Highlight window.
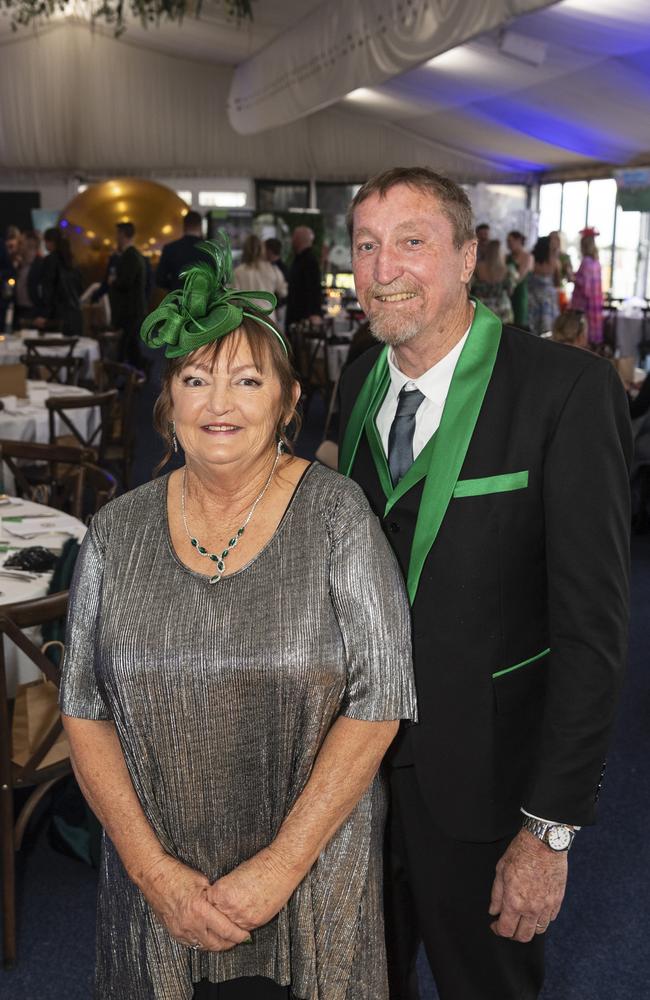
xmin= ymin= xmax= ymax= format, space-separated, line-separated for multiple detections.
xmin=587 ymin=179 xmax=617 ymax=291
xmin=198 ymin=191 xmax=247 ymax=208
xmin=538 ymin=183 xmax=562 ymax=236
xmin=255 ymin=181 xmax=309 ymax=213
xmin=176 ymin=190 xmax=193 ymax=206
xmin=561 ymin=181 xmax=589 ymax=270
xmin=316 ymin=183 xmax=362 ymax=273
xmin=612 ymin=206 xmax=641 ymax=298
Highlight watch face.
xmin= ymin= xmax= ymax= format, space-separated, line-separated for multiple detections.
xmin=547 ymin=825 xmax=572 ymax=851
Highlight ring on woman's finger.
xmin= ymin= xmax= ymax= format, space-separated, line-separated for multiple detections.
xmin=190 ymin=942 xmax=202 ymax=951
xmin=535 ymin=922 xmax=549 ymax=933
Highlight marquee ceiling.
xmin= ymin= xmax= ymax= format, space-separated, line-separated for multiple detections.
xmin=1 ymin=0 xmax=649 ymax=182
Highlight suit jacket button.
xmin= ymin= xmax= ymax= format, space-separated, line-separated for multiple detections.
xmin=387 ymin=521 xmax=400 ymax=533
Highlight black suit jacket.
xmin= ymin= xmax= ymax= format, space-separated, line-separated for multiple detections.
xmin=156 ymin=235 xmax=206 ymax=292
xmin=286 ymin=248 xmax=322 ymax=328
xmin=109 ymin=245 xmax=146 ymax=329
xmin=339 ymin=324 xmax=632 ymax=841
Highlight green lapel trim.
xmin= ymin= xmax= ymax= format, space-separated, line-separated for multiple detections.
xmin=453 ymin=470 xmax=529 ymax=498
xmin=338 ymin=345 xmax=389 ymax=478
xmin=339 ymin=300 xmax=503 ymax=603
xmin=407 ymin=301 xmax=502 ymax=601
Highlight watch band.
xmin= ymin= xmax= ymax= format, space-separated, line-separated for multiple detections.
xmin=522 ymin=815 xmax=575 ymax=852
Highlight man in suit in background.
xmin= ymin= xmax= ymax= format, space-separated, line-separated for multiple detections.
xmin=338 ymin=168 xmax=631 ymax=1000
xmin=285 ymin=225 xmax=322 ymax=331
xmin=109 ymin=221 xmax=146 ymax=368
xmin=156 ymin=210 xmax=205 ymax=293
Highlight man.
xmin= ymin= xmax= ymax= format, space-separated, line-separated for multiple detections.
xmin=338 ymin=168 xmax=631 ymax=1000
xmin=156 ymin=210 xmax=205 ymax=292
xmin=285 ymin=225 xmax=322 ymax=330
xmin=109 ymin=221 xmax=147 ymax=367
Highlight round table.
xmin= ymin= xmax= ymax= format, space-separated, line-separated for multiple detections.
xmin=0 ymin=497 xmax=86 ymax=695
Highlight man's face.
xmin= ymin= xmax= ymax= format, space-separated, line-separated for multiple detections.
xmin=351 ymin=184 xmax=476 ymax=347
xmin=476 ymin=226 xmax=489 ymax=245
xmin=115 ymin=229 xmax=128 ymax=251
xmin=506 ymin=234 xmax=519 ymax=253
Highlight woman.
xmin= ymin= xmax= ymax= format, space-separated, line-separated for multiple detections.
xmin=571 ymin=229 xmax=603 ymax=347
xmin=60 ymin=236 xmax=416 ymax=1000
xmin=34 ymin=227 xmax=82 ymax=336
xmin=471 ymin=239 xmax=515 ymax=323
xmin=527 ymin=236 xmax=560 ymax=336
xmin=549 ymin=230 xmax=574 ymax=292
xmin=234 ymin=234 xmax=287 ymax=323
xmin=551 ymin=309 xmax=588 ymax=349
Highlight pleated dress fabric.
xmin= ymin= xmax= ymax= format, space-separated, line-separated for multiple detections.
xmin=59 ymin=463 xmax=417 ymax=1000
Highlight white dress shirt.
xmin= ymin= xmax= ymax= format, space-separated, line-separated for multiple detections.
xmin=376 ymin=327 xmax=470 ymax=458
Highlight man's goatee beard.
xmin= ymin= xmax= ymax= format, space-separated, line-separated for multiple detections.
xmin=368 ymin=317 xmax=420 ymax=347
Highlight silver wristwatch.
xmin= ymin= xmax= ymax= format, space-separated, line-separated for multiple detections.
xmin=522 ymin=815 xmax=576 ymax=852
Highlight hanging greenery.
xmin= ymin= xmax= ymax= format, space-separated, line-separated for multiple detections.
xmin=2 ymin=0 xmax=254 ymax=36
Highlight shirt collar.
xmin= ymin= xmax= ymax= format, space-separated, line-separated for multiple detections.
xmin=386 ymin=303 xmax=474 ymax=406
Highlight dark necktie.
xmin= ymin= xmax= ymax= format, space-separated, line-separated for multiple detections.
xmin=388 ymin=385 xmax=425 ymax=486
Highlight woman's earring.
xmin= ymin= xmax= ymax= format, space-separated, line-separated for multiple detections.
xmin=277 ymin=437 xmax=284 ymax=456
xmin=171 ymin=420 xmax=178 ymax=454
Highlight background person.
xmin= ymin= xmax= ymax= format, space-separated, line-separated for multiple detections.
xmin=551 ymin=309 xmax=589 ymax=349
xmin=60 ymin=236 xmax=416 ymax=1000
xmin=505 ymin=230 xmax=532 ymax=328
xmin=285 ymin=226 xmax=322 ymax=331
xmin=34 ymin=226 xmax=82 ymax=336
xmin=14 ymin=229 xmax=44 ymax=326
xmin=527 ymin=236 xmax=559 ymax=336
xmin=108 ymin=221 xmax=147 ymax=367
xmin=339 ymin=166 xmax=631 ymax=1000
xmin=471 ymin=238 xmax=515 ymax=324
xmin=156 ymin=210 xmax=206 ymax=292
xmin=233 ymin=234 xmax=287 ymax=323
xmin=572 ymin=228 xmax=604 ymax=348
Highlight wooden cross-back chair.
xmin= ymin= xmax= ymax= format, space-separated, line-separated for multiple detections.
xmin=0 ymin=440 xmax=95 ymax=518
xmin=19 ymin=354 xmax=83 ymax=386
xmin=289 ymin=318 xmax=334 ymax=415
xmin=97 ymin=361 xmax=146 ymax=489
xmin=0 ymin=591 xmax=71 ymax=969
xmin=46 ymin=389 xmax=118 ymax=465
xmin=21 ymin=338 xmax=80 ymax=385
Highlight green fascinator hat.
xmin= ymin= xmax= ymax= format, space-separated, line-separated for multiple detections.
xmin=140 ymin=231 xmax=288 ymax=359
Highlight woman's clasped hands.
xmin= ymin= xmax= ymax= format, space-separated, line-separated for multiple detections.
xmin=142 ymin=855 xmax=253 ymax=953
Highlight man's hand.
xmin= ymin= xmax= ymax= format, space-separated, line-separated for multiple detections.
xmin=140 ymin=854 xmax=251 ymax=952
xmin=206 ymin=846 xmax=300 ymax=932
xmin=489 ymin=829 xmax=568 ymax=942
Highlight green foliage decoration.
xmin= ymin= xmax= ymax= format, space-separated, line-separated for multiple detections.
xmin=2 ymin=0 xmax=253 ymax=36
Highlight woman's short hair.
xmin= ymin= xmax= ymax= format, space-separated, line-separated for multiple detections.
xmin=241 ymin=234 xmax=264 ymax=266
xmin=153 ymin=312 xmax=301 ymax=473
xmin=346 ymin=166 xmax=475 ymax=249
xmin=551 ymin=310 xmax=588 ymax=345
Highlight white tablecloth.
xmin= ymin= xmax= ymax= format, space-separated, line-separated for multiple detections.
xmin=0 ymin=381 xmax=97 ymax=493
xmin=0 ymin=332 xmax=100 ymax=378
xmin=0 ymin=381 xmax=96 ymax=443
xmin=0 ymin=497 xmax=86 ymax=695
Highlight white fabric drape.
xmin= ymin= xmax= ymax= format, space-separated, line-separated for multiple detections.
xmin=227 ymin=0 xmax=559 ymax=134
xmin=0 ymin=24 xmax=514 ymax=182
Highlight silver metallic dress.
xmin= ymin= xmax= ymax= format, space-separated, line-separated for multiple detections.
xmin=60 ymin=463 xmax=416 ymax=1000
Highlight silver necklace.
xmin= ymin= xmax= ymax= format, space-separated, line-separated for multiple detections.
xmin=181 ymin=444 xmax=282 ymax=584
